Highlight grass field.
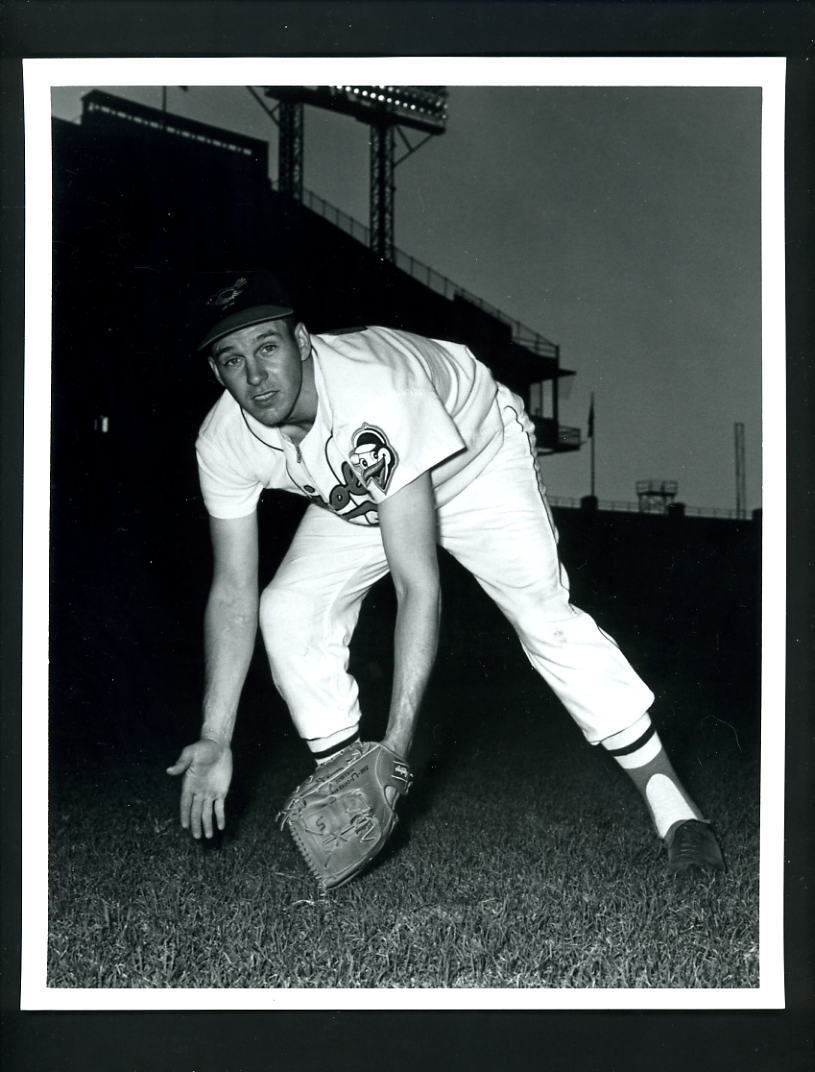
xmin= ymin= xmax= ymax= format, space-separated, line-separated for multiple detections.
xmin=47 ymin=666 xmax=760 ymax=990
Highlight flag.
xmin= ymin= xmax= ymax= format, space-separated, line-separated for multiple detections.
xmin=587 ymin=394 xmax=595 ymax=439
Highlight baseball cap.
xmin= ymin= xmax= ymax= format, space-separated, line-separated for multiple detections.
xmin=192 ymin=270 xmax=295 ymax=351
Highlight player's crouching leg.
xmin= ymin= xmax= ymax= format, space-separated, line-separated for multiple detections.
xmin=507 ymin=594 xmax=724 ymax=875
xmin=258 ymin=582 xmax=361 ymax=754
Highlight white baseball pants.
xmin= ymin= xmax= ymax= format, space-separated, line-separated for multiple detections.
xmin=258 ymin=389 xmax=654 ymax=747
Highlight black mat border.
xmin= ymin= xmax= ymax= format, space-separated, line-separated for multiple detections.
xmin=2 ymin=3 xmax=813 ymax=1070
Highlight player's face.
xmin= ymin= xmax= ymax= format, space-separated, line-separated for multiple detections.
xmin=209 ymin=320 xmax=311 ymax=428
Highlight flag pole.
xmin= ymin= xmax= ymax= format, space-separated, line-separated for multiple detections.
xmin=589 ymin=392 xmax=596 ymax=498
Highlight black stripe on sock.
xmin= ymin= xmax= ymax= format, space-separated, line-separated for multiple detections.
xmin=606 ymin=723 xmax=657 ymax=758
xmin=311 ymin=733 xmax=360 ymax=761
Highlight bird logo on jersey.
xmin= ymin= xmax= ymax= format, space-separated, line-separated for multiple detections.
xmin=207 ymin=276 xmax=249 ymax=310
xmin=350 ymin=425 xmax=398 ymax=493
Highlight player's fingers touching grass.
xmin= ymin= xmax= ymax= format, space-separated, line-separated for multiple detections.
xmin=192 ymin=793 xmax=228 ymax=839
xmin=191 ymin=794 xmax=208 ymax=840
xmin=180 ymin=781 xmax=194 ymax=832
xmin=193 ymin=793 xmax=222 ymax=839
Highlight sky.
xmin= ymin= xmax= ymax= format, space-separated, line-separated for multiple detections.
xmin=50 ymin=84 xmax=763 ymax=512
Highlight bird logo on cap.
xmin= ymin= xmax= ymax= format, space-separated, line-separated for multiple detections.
xmin=207 ymin=276 xmax=249 ymax=309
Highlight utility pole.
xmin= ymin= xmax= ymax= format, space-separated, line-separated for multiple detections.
xmin=734 ymin=422 xmax=746 ymax=519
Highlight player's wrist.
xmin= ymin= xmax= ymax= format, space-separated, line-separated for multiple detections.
xmin=382 ymin=732 xmax=411 ymax=760
xmin=200 ymin=729 xmax=232 ymax=750
xmin=200 ymin=706 xmax=235 ymax=748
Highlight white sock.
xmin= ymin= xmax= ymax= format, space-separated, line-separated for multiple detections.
xmin=602 ymin=714 xmax=703 ymax=838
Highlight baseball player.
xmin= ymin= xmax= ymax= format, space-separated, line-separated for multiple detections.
xmin=167 ymin=271 xmax=724 ymax=875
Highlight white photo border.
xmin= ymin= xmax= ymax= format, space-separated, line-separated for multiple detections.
xmin=21 ymin=55 xmax=786 ymax=1012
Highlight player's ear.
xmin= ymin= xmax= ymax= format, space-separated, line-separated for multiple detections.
xmin=208 ymin=355 xmax=225 ymax=386
xmin=293 ymin=322 xmax=311 ymax=361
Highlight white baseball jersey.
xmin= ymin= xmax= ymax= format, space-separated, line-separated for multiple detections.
xmin=196 ymin=326 xmax=506 ymax=525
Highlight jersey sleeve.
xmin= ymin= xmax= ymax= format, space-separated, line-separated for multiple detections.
xmin=196 ymin=432 xmax=264 ymax=519
xmin=343 ymin=387 xmax=465 ymax=504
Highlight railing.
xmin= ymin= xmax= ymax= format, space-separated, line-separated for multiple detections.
xmin=299 ymin=186 xmax=371 ymax=245
xmin=289 ymin=184 xmax=559 ymax=359
xmin=546 ymin=496 xmax=751 ymax=521
xmin=393 ymin=248 xmax=558 ymax=359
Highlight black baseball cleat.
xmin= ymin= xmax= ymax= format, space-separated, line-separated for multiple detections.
xmin=665 ymin=820 xmax=725 ymax=874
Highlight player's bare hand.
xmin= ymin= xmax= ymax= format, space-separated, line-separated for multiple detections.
xmin=166 ymin=738 xmax=233 ymax=839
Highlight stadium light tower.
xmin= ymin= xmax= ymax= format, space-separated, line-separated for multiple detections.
xmin=261 ymin=86 xmax=448 ymax=261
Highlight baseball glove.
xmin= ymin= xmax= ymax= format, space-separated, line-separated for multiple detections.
xmin=277 ymin=741 xmax=412 ymax=892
